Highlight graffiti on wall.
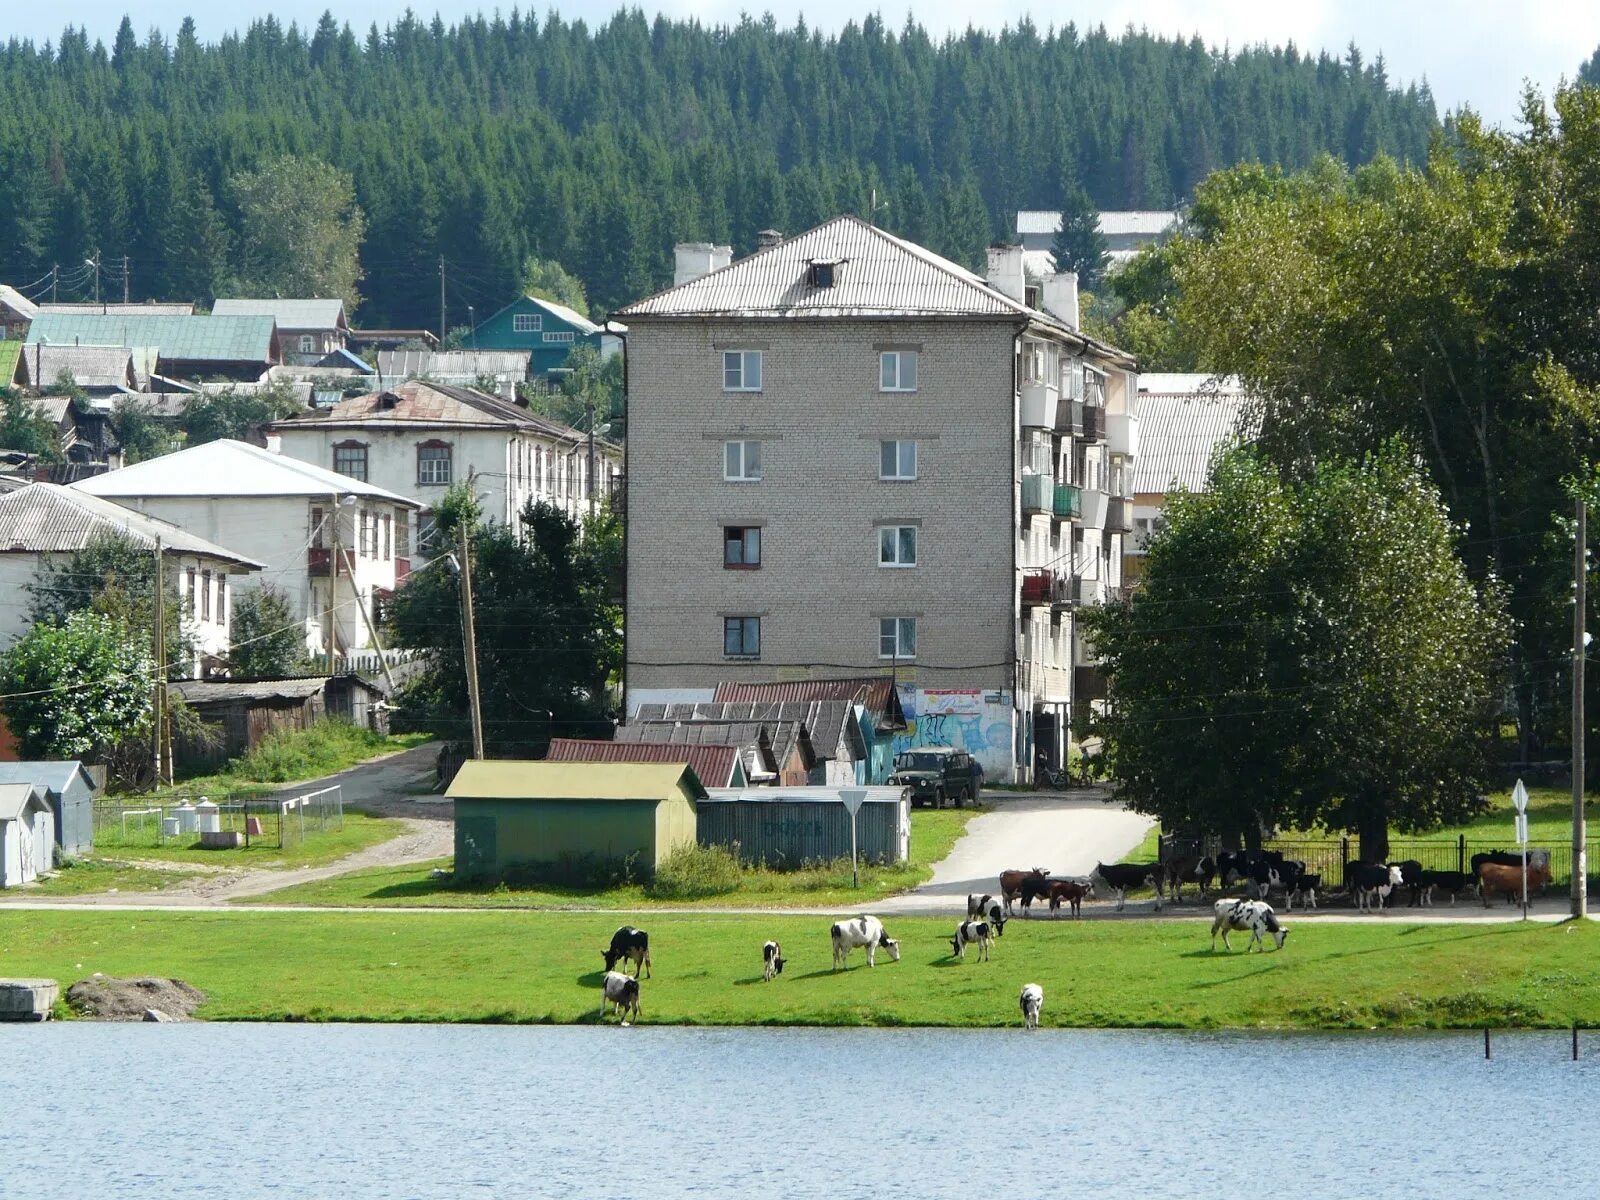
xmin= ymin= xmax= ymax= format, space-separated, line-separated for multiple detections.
xmin=892 ymin=685 xmax=1015 ymax=777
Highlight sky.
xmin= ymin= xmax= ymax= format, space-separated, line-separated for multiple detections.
xmin=15 ymin=0 xmax=1600 ymax=129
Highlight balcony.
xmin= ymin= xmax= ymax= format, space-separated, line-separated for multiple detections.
xmin=1079 ymin=487 xmax=1108 ymax=529
xmin=1021 ymin=472 xmax=1052 ymax=514
xmin=1057 ymin=398 xmax=1085 ymax=436
xmin=1081 ymin=404 xmax=1104 ymax=442
xmin=1106 ymin=411 xmax=1139 ymax=458
xmin=1106 ymin=496 xmax=1133 ymax=533
xmin=1021 ymin=570 xmax=1055 ymax=607
xmin=1053 ymin=482 xmax=1081 ymax=519
xmin=1019 ymin=381 xmax=1058 ymax=429
xmin=1074 ymin=664 xmax=1108 ymax=702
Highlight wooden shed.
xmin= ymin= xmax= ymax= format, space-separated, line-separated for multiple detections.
xmin=447 ymin=761 xmax=704 ymax=880
xmin=698 ymin=785 xmax=911 ymax=867
xmin=170 ymin=675 xmax=387 ymax=766
xmin=0 ymin=761 xmax=98 ymax=856
xmin=0 ymin=784 xmax=54 ymax=886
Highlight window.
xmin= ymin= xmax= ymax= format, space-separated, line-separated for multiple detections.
xmin=216 ymin=572 xmax=227 ymax=622
xmin=723 ymin=350 xmax=763 ymax=391
xmin=417 ymin=442 xmax=453 ymax=486
xmin=880 ymin=351 xmax=918 ymax=392
xmin=358 ymin=511 xmax=370 ymax=557
xmin=724 ymin=616 xmax=761 ymax=658
xmin=381 ymin=513 xmax=392 ymax=560
xmin=878 ymin=525 xmax=918 ymax=567
xmin=879 ymin=439 xmax=917 ymax=480
xmin=298 ymin=334 xmax=315 ymax=354
xmin=186 ymin=567 xmax=197 ymax=618
xmin=200 ymin=570 xmax=212 ymax=622
xmin=310 ymin=506 xmax=325 ymax=549
xmin=543 ymin=331 xmax=576 ymax=343
xmin=333 ymin=441 xmax=368 ymax=482
xmin=879 ymin=617 xmax=917 ymax=660
xmin=807 ymin=260 xmax=839 ymax=288
xmin=724 ymin=526 xmax=761 ymax=568
xmin=513 ymin=313 xmax=542 ymax=333
xmin=724 ymin=440 xmax=762 ymax=481
xmin=395 ymin=510 xmax=410 ymax=558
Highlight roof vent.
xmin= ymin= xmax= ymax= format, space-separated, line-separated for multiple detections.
xmin=757 ymin=228 xmax=785 ymax=249
xmin=806 ymin=259 xmax=843 ymax=289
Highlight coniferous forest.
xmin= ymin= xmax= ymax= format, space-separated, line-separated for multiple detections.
xmin=0 ymin=11 xmax=1439 ymax=325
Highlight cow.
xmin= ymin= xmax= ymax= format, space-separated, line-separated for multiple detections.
xmin=762 ymin=940 xmax=785 ymax=980
xmin=1471 ymin=850 xmax=1528 ymax=878
xmin=1209 ymin=898 xmax=1288 ymax=952
xmin=1347 ymin=864 xmax=1404 ymax=913
xmin=1286 ymin=872 xmax=1321 ymax=911
xmin=1091 ymin=861 xmax=1164 ymax=911
xmin=1479 ymin=861 xmax=1553 ymax=907
xmin=1017 ymin=873 xmax=1057 ymax=917
xmin=967 ymin=893 xmax=994 ymax=919
xmin=1391 ymin=859 xmax=1424 ymax=907
xmin=599 ymin=970 xmax=640 ymax=1024
xmin=968 ymin=893 xmax=1007 ymax=934
xmin=999 ymin=868 xmax=1051 ymax=916
xmin=950 ymin=920 xmax=992 ymax=961
xmin=1019 ymin=983 xmax=1044 ymax=1030
xmin=603 ymin=926 xmax=652 ymax=978
xmin=1416 ymin=869 xmax=1476 ymax=906
xmin=1162 ymin=851 xmax=1213 ymax=904
xmin=830 ymin=915 xmax=901 ymax=969
xmin=1048 ymin=878 xmax=1093 ymax=919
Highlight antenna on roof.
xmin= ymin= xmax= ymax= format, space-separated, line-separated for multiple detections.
xmin=869 ymin=189 xmax=889 ymax=228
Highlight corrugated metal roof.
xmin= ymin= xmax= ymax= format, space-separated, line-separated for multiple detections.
xmin=273 ymin=380 xmax=593 ymax=445
xmin=1016 ymin=210 xmax=1179 ymax=237
xmin=1133 ymin=387 xmax=1256 ymax=495
xmin=0 ymin=287 xmax=38 ymax=318
xmin=213 ymin=299 xmax=346 ymax=330
xmin=526 ymin=296 xmax=600 ymax=335
xmin=27 ymin=314 xmax=276 ymax=363
xmin=0 ymin=482 xmax=263 ymax=566
xmin=170 ymin=677 xmax=334 ymax=704
xmin=446 ymin=760 xmax=705 ymax=801
xmin=377 ymin=350 xmax=531 ymax=380
xmin=16 ymin=343 xmax=135 ymax=390
xmin=545 ymin=738 xmax=743 ymax=787
xmin=711 ymin=677 xmax=907 ymax=731
xmin=634 ymin=701 xmax=862 ymax=760
xmin=73 ymin=439 xmax=422 ymax=507
xmin=0 ymin=783 xmax=47 ymax=822
xmin=38 ymin=303 xmax=194 ymax=316
xmin=702 ymin=785 xmax=903 ymax=804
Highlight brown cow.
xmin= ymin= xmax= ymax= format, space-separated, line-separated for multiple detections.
xmin=999 ymin=867 xmax=1050 ymax=916
xmin=1479 ymin=861 xmax=1552 ymax=907
xmin=1048 ymin=879 xmax=1093 ymax=919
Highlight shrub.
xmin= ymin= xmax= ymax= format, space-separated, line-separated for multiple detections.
xmin=646 ymin=842 xmax=743 ymax=899
xmin=229 ymin=719 xmax=391 ymax=783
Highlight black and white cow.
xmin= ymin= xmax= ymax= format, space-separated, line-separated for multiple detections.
xmin=968 ymin=893 xmax=1007 ymax=935
xmin=950 ymin=920 xmax=992 ymax=961
xmin=599 ymin=970 xmax=640 ymax=1023
xmin=967 ymin=893 xmax=993 ymax=919
xmin=1286 ymin=872 xmax=1321 ymax=911
xmin=603 ymin=926 xmax=652 ymax=978
xmin=1347 ymin=864 xmax=1404 ymax=913
xmin=1392 ymin=859 xmax=1425 ymax=907
xmin=1416 ymin=869 xmax=1476 ymax=906
xmin=830 ymin=915 xmax=901 ymax=969
xmin=1209 ymin=898 xmax=1288 ymax=952
xmin=1091 ymin=861 xmax=1164 ymax=911
xmin=1019 ymin=983 xmax=1044 ymax=1030
xmin=762 ymin=940 xmax=785 ymax=980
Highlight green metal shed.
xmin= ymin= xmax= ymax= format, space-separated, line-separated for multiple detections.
xmin=447 ymin=760 xmax=704 ymax=879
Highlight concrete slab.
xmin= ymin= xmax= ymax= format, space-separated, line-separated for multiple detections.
xmin=0 ymin=977 xmax=58 ymax=1020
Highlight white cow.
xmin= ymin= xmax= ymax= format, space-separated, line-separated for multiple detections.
xmin=830 ymin=915 xmax=901 ymax=969
xmin=1019 ymin=983 xmax=1043 ymax=1030
xmin=1209 ymin=898 xmax=1288 ymax=952
xmin=950 ymin=920 xmax=992 ymax=962
xmin=599 ymin=970 xmax=640 ymax=1024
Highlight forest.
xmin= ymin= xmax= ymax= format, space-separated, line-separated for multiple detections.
xmin=0 ymin=10 xmax=1439 ymax=325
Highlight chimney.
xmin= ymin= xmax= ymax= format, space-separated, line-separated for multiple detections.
xmin=1040 ymin=271 xmax=1080 ymax=331
xmin=674 ymin=242 xmax=735 ymax=287
xmin=985 ymin=243 xmax=1027 ymax=304
xmin=756 ymin=228 xmax=784 ymax=250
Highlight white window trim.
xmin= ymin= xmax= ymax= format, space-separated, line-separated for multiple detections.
xmin=878 ymin=525 xmax=918 ymax=568
xmin=879 ymin=350 xmax=918 ymax=393
xmin=878 ymin=616 xmax=917 ymax=660
xmin=543 ymin=331 xmax=576 ymax=343
xmin=724 ymin=439 xmax=762 ymax=481
xmin=723 ymin=350 xmax=763 ymax=392
xmin=879 ymin=439 xmax=917 ymax=481
xmin=513 ymin=313 xmax=542 ymax=333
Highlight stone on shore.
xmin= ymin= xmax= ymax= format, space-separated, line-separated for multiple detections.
xmin=66 ymin=975 xmax=205 ymax=1022
xmin=0 ymin=978 xmax=59 ymax=1021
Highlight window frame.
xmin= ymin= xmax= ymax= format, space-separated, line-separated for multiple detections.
xmin=723 ymin=525 xmax=762 ymax=569
xmin=723 ymin=615 xmax=761 ymax=658
xmin=879 ymin=350 xmax=918 ymax=393
xmin=200 ymin=569 xmax=212 ymax=622
xmin=722 ymin=350 xmax=763 ymax=392
xmin=878 ymin=616 xmax=917 ymax=660
xmin=417 ymin=440 xmax=453 ymax=487
xmin=512 ymin=313 xmax=542 ymax=333
xmin=298 ymin=334 xmax=315 ymax=354
xmin=332 ymin=440 xmax=368 ymax=482
xmin=879 ymin=439 xmax=917 ymax=481
xmin=543 ymin=330 xmax=576 ymax=344
xmin=878 ymin=524 xmax=918 ymax=568
xmin=724 ymin=439 xmax=762 ymax=482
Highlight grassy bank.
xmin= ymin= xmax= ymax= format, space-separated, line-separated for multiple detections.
xmin=4 ymin=909 xmax=1597 ymax=1028
xmin=94 ymin=813 xmax=406 ymax=869
xmin=28 ymin=859 xmax=202 ymax=897
xmin=240 ymin=806 xmax=979 ymax=909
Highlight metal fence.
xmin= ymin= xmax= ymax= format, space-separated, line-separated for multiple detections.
xmin=93 ymin=785 xmax=344 ymax=852
xmin=1260 ymin=835 xmax=1600 ymax=895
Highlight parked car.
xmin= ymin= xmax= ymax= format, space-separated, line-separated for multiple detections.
xmin=889 ymin=747 xmax=983 ymax=808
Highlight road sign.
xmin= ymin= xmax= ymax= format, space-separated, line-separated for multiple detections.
xmin=839 ymin=789 xmax=868 ymax=888
xmin=1512 ymin=779 xmax=1529 ymax=814
xmin=1516 ymin=813 xmax=1529 ymax=845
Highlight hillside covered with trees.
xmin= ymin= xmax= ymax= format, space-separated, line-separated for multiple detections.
xmin=0 ymin=11 xmax=1438 ymax=324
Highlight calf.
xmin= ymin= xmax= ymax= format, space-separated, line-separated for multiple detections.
xmin=1091 ymin=861 xmax=1164 ymax=911
xmin=603 ymin=926 xmax=652 ymax=978
xmin=830 ymin=915 xmax=901 ymax=969
xmin=762 ymin=940 xmax=785 ymax=980
xmin=999 ymin=868 xmax=1050 ymax=916
xmin=1019 ymin=983 xmax=1044 ymax=1030
xmin=950 ymin=920 xmax=992 ymax=961
xmin=599 ymin=970 xmax=640 ymax=1024
xmin=1286 ymin=872 xmax=1321 ymax=911
xmin=1416 ymin=869 xmax=1476 ymax=906
xmin=1347 ymin=863 xmax=1404 ymax=913
xmin=1479 ymin=862 xmax=1553 ymax=907
xmin=1209 ymin=898 xmax=1288 ymax=952
xmin=1048 ymin=878 xmax=1093 ymax=919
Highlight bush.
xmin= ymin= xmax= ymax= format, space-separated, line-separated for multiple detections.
xmin=229 ymin=719 xmax=391 ymax=783
xmin=646 ymin=842 xmax=743 ymax=899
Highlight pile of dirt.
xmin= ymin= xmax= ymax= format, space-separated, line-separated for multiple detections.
xmin=65 ymin=975 xmax=206 ymax=1021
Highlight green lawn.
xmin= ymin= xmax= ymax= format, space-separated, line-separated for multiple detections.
xmin=241 ymin=806 xmax=980 ymax=909
xmin=5 ymin=908 xmax=1597 ymax=1028
xmin=93 ymin=813 xmax=406 ymax=870
xmin=26 ymin=859 xmax=202 ymax=897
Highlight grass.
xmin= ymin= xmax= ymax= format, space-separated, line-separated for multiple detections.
xmin=6 ymin=908 xmax=1600 ymax=1028
xmin=92 ymin=813 xmax=406 ymax=870
xmin=24 ymin=859 xmax=202 ymax=897
xmin=240 ymin=805 xmax=981 ymax=909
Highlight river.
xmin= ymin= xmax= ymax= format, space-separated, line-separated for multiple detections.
xmin=4 ymin=1024 xmax=1593 ymax=1197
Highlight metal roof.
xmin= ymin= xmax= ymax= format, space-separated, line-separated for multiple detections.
xmin=38 ymin=302 xmax=194 ymax=316
xmin=1133 ymin=382 xmax=1256 ymax=495
xmin=376 ymin=350 xmax=532 ymax=381
xmin=1015 ymin=210 xmax=1180 ymax=237
xmin=0 ymin=761 xmax=94 ymax=797
xmin=524 ymin=296 xmax=601 ymax=335
xmin=171 ymin=676 xmax=378 ymax=704
xmin=0 ymin=341 xmax=20 ymax=386
xmin=26 ymin=314 xmax=276 ymax=363
xmin=545 ymin=738 xmax=744 ymax=787
xmin=711 ymin=677 xmax=908 ymax=731
xmin=213 ymin=299 xmax=347 ymax=330
xmin=272 ymin=379 xmax=592 ymax=444
xmin=0 ymin=286 xmax=38 ymax=319
xmin=0 ymin=783 xmax=48 ymax=822
xmin=446 ymin=760 xmax=706 ymax=801
xmin=15 ymin=343 xmax=136 ymax=390
xmin=634 ymin=700 xmax=863 ymax=761
xmin=72 ymin=439 xmax=422 ymax=507
xmin=703 ymin=785 xmax=904 ymax=805
xmin=0 ymin=482 xmax=263 ymax=566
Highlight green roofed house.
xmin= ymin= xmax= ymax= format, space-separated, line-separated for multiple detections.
xmin=468 ymin=295 xmax=624 ymax=384
xmin=26 ymin=313 xmax=280 ymax=381
xmin=446 ymin=760 xmax=704 ymax=879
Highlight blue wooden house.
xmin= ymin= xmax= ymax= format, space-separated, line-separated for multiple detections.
xmin=468 ymin=296 xmax=623 ymax=381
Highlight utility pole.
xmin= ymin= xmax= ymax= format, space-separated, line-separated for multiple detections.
xmin=152 ymin=537 xmax=167 ymax=787
xmin=1575 ymin=497 xmax=1588 ymax=918
xmin=457 ymin=520 xmax=486 ymax=759
xmin=122 ymin=255 xmax=130 ymax=304
xmin=438 ymin=255 xmax=446 ymax=343
xmin=50 ymin=264 xmax=58 ymax=304
xmin=89 ymin=251 xmax=101 ymax=306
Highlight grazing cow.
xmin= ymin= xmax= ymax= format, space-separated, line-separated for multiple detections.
xmin=1479 ymin=862 xmax=1553 ymax=907
xmin=599 ymin=970 xmax=640 ymax=1024
xmin=830 ymin=915 xmax=901 ymax=969
xmin=762 ymin=940 xmax=785 ymax=980
xmin=1090 ymin=861 xmax=1165 ymax=911
xmin=603 ymin=926 xmax=652 ymax=978
xmin=1048 ymin=879 xmax=1093 ymax=919
xmin=1416 ymin=869 xmax=1476 ymax=906
xmin=967 ymin=893 xmax=994 ymax=919
xmin=1347 ymin=864 xmax=1404 ymax=913
xmin=999 ymin=868 xmax=1051 ymax=916
xmin=950 ymin=920 xmax=993 ymax=961
xmin=1286 ymin=872 xmax=1321 ymax=911
xmin=1209 ymin=898 xmax=1288 ymax=952
xmin=1019 ymin=983 xmax=1044 ymax=1030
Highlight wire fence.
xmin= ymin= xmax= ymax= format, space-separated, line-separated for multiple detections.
xmin=1261 ymin=835 xmax=1599 ymax=897
xmin=92 ymin=786 xmax=344 ymax=852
